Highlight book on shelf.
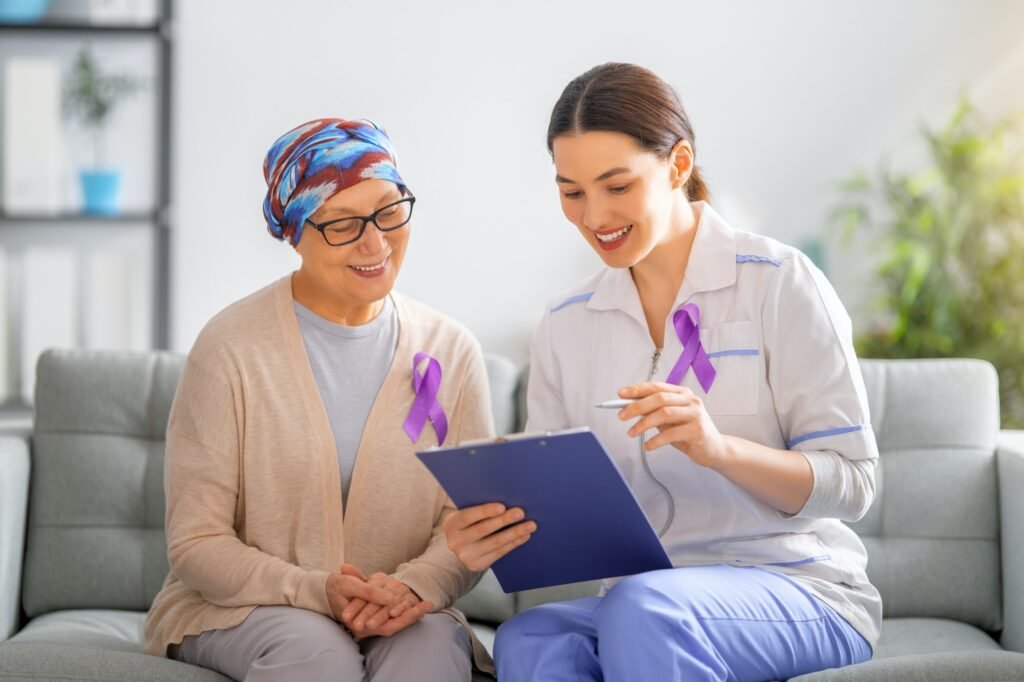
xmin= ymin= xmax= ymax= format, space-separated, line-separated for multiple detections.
xmin=2 ymin=57 xmax=64 ymax=217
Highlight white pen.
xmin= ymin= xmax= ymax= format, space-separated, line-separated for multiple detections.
xmin=594 ymin=398 xmax=638 ymax=409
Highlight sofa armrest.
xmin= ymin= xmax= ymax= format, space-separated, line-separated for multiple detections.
xmin=999 ymin=430 xmax=1024 ymax=653
xmin=0 ymin=435 xmax=30 ymax=643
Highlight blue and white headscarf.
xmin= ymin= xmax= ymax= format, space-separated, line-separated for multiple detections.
xmin=262 ymin=118 xmax=406 ymax=246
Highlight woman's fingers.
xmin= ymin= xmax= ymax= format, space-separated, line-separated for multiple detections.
xmin=343 ymin=600 xmax=370 ymax=628
xmin=445 ymin=505 xmax=528 ymax=568
xmin=339 ymin=563 xmax=368 ymax=581
xmin=627 ymin=405 xmax=700 ymax=437
xmin=375 ymin=600 xmax=433 ymax=637
xmin=341 ymin=597 xmax=366 ymax=622
xmin=383 ymin=577 xmax=418 ymax=618
xmin=442 ymin=503 xmax=507 ymax=534
xmin=458 ymin=507 xmax=526 ymax=545
xmin=466 ymin=519 xmax=535 ymax=561
xmin=349 ymin=575 xmax=390 ymax=628
xmin=365 ymin=607 xmax=390 ymax=630
xmin=618 ymin=387 xmax=696 ymax=422
xmin=341 ymin=576 xmax=393 ymax=606
xmin=387 ymin=594 xmax=417 ymax=619
xmin=380 ymin=592 xmax=418 ymax=623
xmin=618 ymin=392 xmax=671 ymax=421
xmin=452 ymin=519 xmax=536 ymax=572
xmin=470 ymin=531 xmax=533 ymax=570
xmin=364 ymin=573 xmax=414 ymax=621
xmin=619 ymin=381 xmax=686 ymax=400
xmin=644 ymin=424 xmax=692 ymax=451
xmin=352 ymin=602 xmax=384 ymax=631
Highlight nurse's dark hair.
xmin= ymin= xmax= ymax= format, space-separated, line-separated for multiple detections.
xmin=547 ymin=62 xmax=710 ymax=203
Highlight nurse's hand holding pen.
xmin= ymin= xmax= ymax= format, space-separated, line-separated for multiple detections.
xmin=617 ymin=381 xmax=815 ymax=515
xmin=443 ymin=504 xmax=537 ymax=571
xmin=617 ymin=382 xmax=729 ymax=468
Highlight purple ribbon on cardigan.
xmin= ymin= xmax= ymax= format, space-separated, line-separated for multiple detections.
xmin=403 ymin=352 xmax=449 ymax=446
xmin=665 ymin=303 xmax=716 ymax=393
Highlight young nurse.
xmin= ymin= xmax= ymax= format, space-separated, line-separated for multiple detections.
xmin=443 ymin=63 xmax=881 ymax=681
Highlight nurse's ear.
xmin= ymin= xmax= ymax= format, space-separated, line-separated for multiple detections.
xmin=668 ymin=140 xmax=694 ymax=191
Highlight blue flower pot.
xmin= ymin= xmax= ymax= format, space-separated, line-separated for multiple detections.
xmin=0 ymin=0 xmax=51 ymax=23
xmin=80 ymin=170 xmax=122 ymax=215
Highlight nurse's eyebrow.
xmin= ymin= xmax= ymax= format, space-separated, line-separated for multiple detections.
xmin=555 ymin=167 xmax=631 ymax=184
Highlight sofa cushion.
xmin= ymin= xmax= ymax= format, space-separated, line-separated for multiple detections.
xmin=516 ymin=579 xmax=602 ymax=612
xmin=852 ymin=360 xmax=1001 ymax=631
xmin=455 ymin=570 xmax=516 ymax=624
xmin=789 ymin=616 xmax=1018 ymax=680
xmin=0 ymin=610 xmax=228 ymax=681
xmin=0 ymin=609 xmax=500 ymax=682
xmin=469 ymin=623 xmax=497 ymax=656
xmin=871 ymin=618 xmax=1002 ymax=659
xmin=789 ymin=650 xmax=1024 ymax=682
xmin=7 ymin=609 xmax=149 ymax=654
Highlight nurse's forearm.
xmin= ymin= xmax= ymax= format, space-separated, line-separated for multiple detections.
xmin=710 ymin=436 xmax=813 ymax=515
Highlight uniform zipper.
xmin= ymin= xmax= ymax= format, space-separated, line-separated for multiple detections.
xmin=639 ymin=348 xmax=675 ymax=537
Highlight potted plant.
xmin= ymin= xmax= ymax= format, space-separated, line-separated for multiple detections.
xmin=833 ymin=100 xmax=1024 ymax=427
xmin=63 ymin=45 xmax=144 ymax=215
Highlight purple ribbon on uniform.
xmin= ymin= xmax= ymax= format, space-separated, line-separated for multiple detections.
xmin=403 ymin=352 xmax=449 ymax=446
xmin=665 ymin=303 xmax=716 ymax=393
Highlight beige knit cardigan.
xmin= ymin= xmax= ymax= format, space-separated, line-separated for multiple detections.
xmin=144 ymin=275 xmax=495 ymax=673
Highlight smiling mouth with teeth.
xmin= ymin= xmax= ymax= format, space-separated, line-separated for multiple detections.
xmin=350 ymin=258 xmax=388 ymax=272
xmin=595 ymin=225 xmax=633 ymax=243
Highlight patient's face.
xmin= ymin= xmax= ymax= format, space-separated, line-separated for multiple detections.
xmin=295 ymin=179 xmax=410 ymax=309
xmin=552 ymin=131 xmax=682 ymax=269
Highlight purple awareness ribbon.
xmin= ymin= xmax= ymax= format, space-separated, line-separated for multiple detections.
xmin=402 ymin=352 xmax=449 ymax=446
xmin=665 ymin=303 xmax=717 ymax=393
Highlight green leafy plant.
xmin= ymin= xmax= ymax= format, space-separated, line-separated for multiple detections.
xmin=834 ymin=100 xmax=1024 ymax=427
xmin=63 ymin=46 xmax=144 ymax=168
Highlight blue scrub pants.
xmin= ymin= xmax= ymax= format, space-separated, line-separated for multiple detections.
xmin=494 ymin=564 xmax=871 ymax=682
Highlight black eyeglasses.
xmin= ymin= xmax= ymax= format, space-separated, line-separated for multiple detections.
xmin=305 ymin=195 xmax=416 ymax=247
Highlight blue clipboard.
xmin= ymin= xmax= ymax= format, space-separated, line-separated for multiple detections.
xmin=416 ymin=427 xmax=672 ymax=593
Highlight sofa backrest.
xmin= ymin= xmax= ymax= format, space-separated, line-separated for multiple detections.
xmin=21 ymin=348 xmax=524 ymax=617
xmin=854 ymin=358 xmax=1001 ymax=631
xmin=21 ymin=350 xmax=1003 ymax=634
xmin=23 ymin=349 xmax=183 ymax=617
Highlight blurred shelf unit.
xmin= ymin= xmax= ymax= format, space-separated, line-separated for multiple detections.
xmin=0 ymin=212 xmax=163 ymax=226
xmin=0 ymin=21 xmax=163 ymax=35
xmin=0 ymin=0 xmax=173 ymax=418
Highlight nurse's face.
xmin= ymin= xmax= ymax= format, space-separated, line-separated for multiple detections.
xmin=552 ymin=131 xmax=689 ymax=269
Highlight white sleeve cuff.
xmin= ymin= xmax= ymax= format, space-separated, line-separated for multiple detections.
xmin=792 ymin=450 xmax=877 ymax=521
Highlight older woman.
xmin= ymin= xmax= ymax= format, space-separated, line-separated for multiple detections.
xmin=144 ymin=119 xmax=494 ymax=681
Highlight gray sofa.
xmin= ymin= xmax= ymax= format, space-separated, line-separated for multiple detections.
xmin=1 ymin=350 xmax=1023 ymax=681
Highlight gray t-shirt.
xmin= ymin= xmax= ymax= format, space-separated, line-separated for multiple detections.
xmin=293 ymin=296 xmax=399 ymax=508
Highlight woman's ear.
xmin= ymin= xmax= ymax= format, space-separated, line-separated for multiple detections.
xmin=668 ymin=140 xmax=694 ymax=190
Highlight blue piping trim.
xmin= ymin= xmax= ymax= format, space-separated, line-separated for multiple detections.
xmin=550 ymin=292 xmax=594 ymax=313
xmin=737 ymin=254 xmax=782 ymax=267
xmin=707 ymin=349 xmax=759 ymax=358
xmin=766 ymin=554 xmax=832 ymax=568
xmin=786 ymin=425 xmax=865 ymax=449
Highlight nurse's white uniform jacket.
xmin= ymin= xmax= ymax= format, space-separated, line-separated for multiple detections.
xmin=527 ymin=201 xmax=883 ymax=649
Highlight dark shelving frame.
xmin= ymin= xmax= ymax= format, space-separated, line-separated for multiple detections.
xmin=0 ymin=0 xmax=173 ymax=419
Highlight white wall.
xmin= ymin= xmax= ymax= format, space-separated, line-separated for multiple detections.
xmin=172 ymin=0 xmax=1024 ymax=364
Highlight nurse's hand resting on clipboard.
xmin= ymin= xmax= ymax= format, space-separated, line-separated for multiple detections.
xmin=442 ymin=503 xmax=537 ymax=571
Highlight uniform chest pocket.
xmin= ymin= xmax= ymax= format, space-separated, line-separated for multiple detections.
xmin=700 ymin=320 xmax=761 ymax=416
